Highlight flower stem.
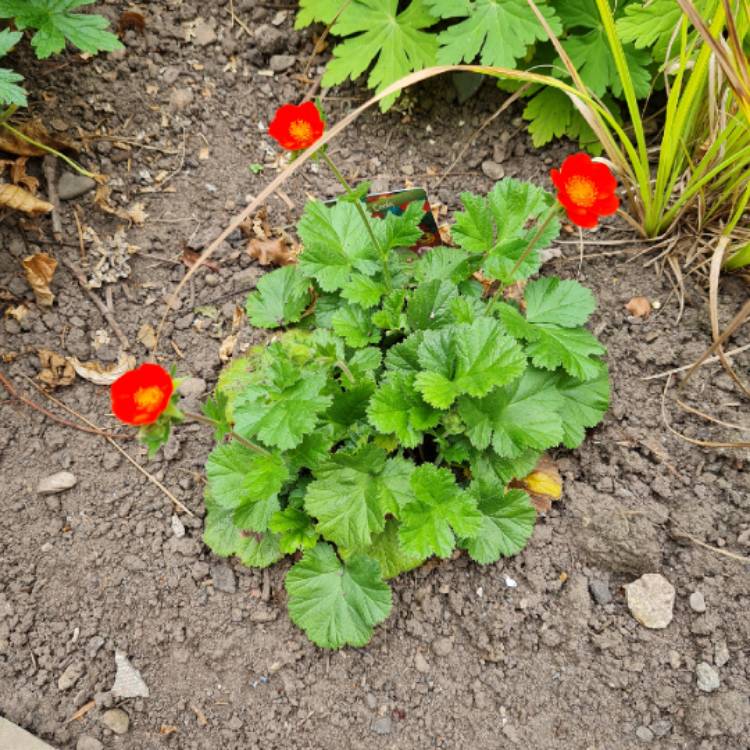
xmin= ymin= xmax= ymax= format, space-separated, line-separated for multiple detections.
xmin=182 ymin=410 xmax=271 ymax=456
xmin=486 ymin=205 xmax=560 ymax=316
xmin=320 ymin=150 xmax=391 ymax=288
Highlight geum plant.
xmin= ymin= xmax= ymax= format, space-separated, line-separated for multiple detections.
xmin=110 ymin=106 xmax=614 ymax=649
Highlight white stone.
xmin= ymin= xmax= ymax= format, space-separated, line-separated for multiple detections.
xmin=696 ymin=662 xmax=720 ymax=692
xmin=625 ymin=573 xmax=675 ymax=629
xmin=111 ymin=651 xmax=149 ymax=698
xmin=38 ymin=471 xmax=77 ymax=494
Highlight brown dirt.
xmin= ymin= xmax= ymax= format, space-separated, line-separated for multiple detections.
xmin=1 ymin=3 xmax=749 ymax=749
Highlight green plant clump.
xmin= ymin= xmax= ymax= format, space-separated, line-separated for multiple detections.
xmin=0 ymin=0 xmax=122 ymax=107
xmin=203 ymin=178 xmax=610 ymax=648
xmin=294 ymin=0 xmax=707 ymax=148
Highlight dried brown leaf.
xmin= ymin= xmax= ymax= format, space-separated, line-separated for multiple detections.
xmin=0 ymin=183 xmax=53 ymax=215
xmin=137 ymin=323 xmax=157 ymax=350
xmin=22 ymin=253 xmax=57 ymax=306
xmin=118 ymin=10 xmax=146 ymax=33
xmin=219 ymin=333 xmax=237 ymax=362
xmin=190 ymin=703 xmax=208 ymax=727
xmin=37 ymin=348 xmax=76 ymax=388
xmin=4 ymin=303 xmax=29 ymax=322
xmin=625 ymin=296 xmax=652 ymax=318
xmin=0 ymin=120 xmax=77 ymax=157
xmin=182 ymin=248 xmax=220 ymax=272
xmin=246 ymin=237 xmax=298 ymax=266
xmin=66 ymin=699 xmax=96 ymax=723
xmin=159 ymin=726 xmax=178 ymax=736
xmin=2 ymin=157 xmax=40 ymax=193
xmin=511 ymin=454 xmax=563 ymax=513
xmin=94 ymin=185 xmax=148 ymax=225
xmin=68 ymin=351 xmax=137 ymax=386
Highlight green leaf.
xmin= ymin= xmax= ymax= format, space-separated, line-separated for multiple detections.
xmin=0 ymin=31 xmax=26 ymax=107
xmin=245 ymin=266 xmax=311 ymax=329
xmin=616 ymin=0 xmax=687 ymax=61
xmin=331 ymin=304 xmax=381 ymax=347
xmin=378 ymin=456 xmax=417 ymax=514
xmin=553 ymin=363 xmax=610 ymax=448
xmin=0 ymin=27 xmax=21 ymax=56
xmin=323 ymin=0 xmax=438 ymax=111
xmin=406 ymin=279 xmax=459 ymax=330
xmin=341 ymin=273 xmax=386 ymax=308
xmin=452 ymin=179 xmax=560 ymax=283
xmin=366 ymin=519 xmax=425 ymax=579
xmin=233 ymin=371 xmax=332 ymax=450
xmin=399 ymin=464 xmax=482 ymax=559
xmin=564 ymin=28 xmax=652 ymax=99
xmin=236 ymin=532 xmax=283 ymax=568
xmin=202 ymin=391 xmax=231 ymax=441
xmin=414 ymin=318 xmax=527 ymax=408
xmin=375 ymin=201 xmax=425 ymax=251
xmin=295 ymin=0 xmax=345 ymax=28
xmin=286 ymin=543 xmax=392 ymax=648
xmin=298 ymin=201 xmax=379 ymax=292
xmin=203 ymin=493 xmax=241 ymax=557
xmin=523 ymin=86 xmax=573 ymax=147
xmin=372 ymin=289 xmax=407 ymax=330
xmin=384 ymin=331 xmax=423 ymax=373
xmin=287 ymin=428 xmax=336 ymax=474
xmin=525 ymin=325 xmax=606 ymax=381
xmin=470 ymin=447 xmax=542 ymax=485
xmin=326 ymin=381 xmax=375 ymax=426
xmin=414 ymin=246 xmax=478 ymax=285
xmin=205 ymin=442 xmax=288 ymax=528
xmin=524 ymin=277 xmax=596 ymax=327
xmin=0 ymin=0 xmax=123 ymax=59
xmin=457 ymin=368 xmax=564 ymax=457
xmin=269 ymin=506 xmax=319 ymax=554
xmin=428 ymin=0 xmax=562 ymax=68
xmin=348 ymin=346 xmax=383 ymax=378
xmin=304 ymin=445 xmax=389 ymax=550
xmin=462 ymin=483 xmax=536 ymax=564
xmin=367 ymin=372 xmax=440 ymax=448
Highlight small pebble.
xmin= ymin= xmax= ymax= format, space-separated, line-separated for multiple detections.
xmin=431 ymin=637 xmax=453 ymax=657
xmin=77 ymin=737 xmax=104 ymax=750
xmin=58 ymin=661 xmax=84 ymax=691
xmin=58 ymin=173 xmax=96 ymax=200
xmin=414 ymin=652 xmax=429 ymax=673
xmin=38 ymin=471 xmax=77 ymax=495
xmin=625 ymin=573 xmax=675 ymax=629
xmin=211 ymin=563 xmax=237 ymax=594
xmin=270 ymin=54 xmax=296 ymax=72
xmin=371 ymin=716 xmax=392 ymax=735
xmin=171 ymin=515 xmax=186 ymax=539
xmin=689 ymin=591 xmax=706 ymax=613
xmin=588 ymin=579 xmax=612 ymax=605
xmin=481 ymin=160 xmax=505 ymax=181
xmin=714 ymin=641 xmax=730 ymax=667
xmin=504 ymin=575 xmax=518 ymax=588
xmin=635 ymin=726 xmax=654 ymax=742
xmin=101 ymin=708 xmax=130 ymax=734
xmin=695 ymin=662 xmax=720 ymax=693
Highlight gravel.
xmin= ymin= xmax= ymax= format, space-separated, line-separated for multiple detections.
xmin=625 ymin=574 xmax=675 ymax=629
xmin=695 ymin=662 xmax=721 ymax=693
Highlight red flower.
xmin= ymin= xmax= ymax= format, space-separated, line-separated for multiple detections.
xmin=268 ymin=101 xmax=325 ymax=151
xmin=551 ymin=153 xmax=619 ymax=229
xmin=111 ymin=363 xmax=174 ymax=426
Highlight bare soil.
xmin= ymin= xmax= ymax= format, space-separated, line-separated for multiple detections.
xmin=1 ymin=3 xmax=749 ymax=749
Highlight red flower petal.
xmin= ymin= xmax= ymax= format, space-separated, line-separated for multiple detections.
xmin=268 ymin=101 xmax=325 ymax=151
xmin=111 ymin=363 xmax=174 ymax=426
xmin=551 ymin=152 xmax=619 ymax=228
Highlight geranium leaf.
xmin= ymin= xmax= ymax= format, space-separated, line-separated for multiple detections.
xmin=286 ymin=543 xmax=392 ymax=648
xmin=366 ymin=518 xmax=425 ymax=579
xmin=236 ymin=532 xmax=283 ymax=568
xmin=323 ymin=0 xmax=439 ymax=111
xmin=428 ymin=0 xmax=561 ymax=68
xmin=553 ymin=362 xmax=610 ymax=448
xmin=233 ymin=371 xmax=332 ymax=450
xmin=331 ymin=303 xmax=381 ymax=348
xmin=406 ymin=279 xmax=459 ymax=330
xmin=341 ymin=273 xmax=387 ymax=308
xmin=457 ymin=368 xmax=565 ymax=457
xmin=462 ymin=483 xmax=536 ymax=564
xmin=269 ymin=506 xmax=319 ymax=554
xmin=245 ymin=266 xmax=311 ymax=329
xmin=398 ymin=464 xmax=482 ymax=559
xmin=524 ymin=277 xmax=596 ymax=327
xmin=367 ymin=372 xmax=440 ymax=448
xmin=414 ymin=318 xmax=527 ymax=408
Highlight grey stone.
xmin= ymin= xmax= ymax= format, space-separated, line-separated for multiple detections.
xmin=171 ymin=515 xmax=186 ymax=539
xmin=714 ymin=640 xmax=730 ymax=667
xmin=58 ymin=172 xmax=96 ymax=200
xmin=211 ymin=563 xmax=237 ymax=594
xmin=696 ymin=662 xmax=720 ymax=693
xmin=169 ymin=87 xmax=193 ymax=112
xmin=431 ymin=637 xmax=453 ymax=657
xmin=588 ymin=579 xmax=612 ymax=605
xmin=0 ymin=718 xmax=56 ymax=750
xmin=481 ymin=160 xmax=505 ymax=181
xmin=100 ymin=708 xmax=130 ymax=734
xmin=194 ymin=19 xmax=217 ymax=47
xmin=38 ymin=471 xmax=77 ymax=495
xmin=635 ymin=726 xmax=654 ymax=742
xmin=414 ymin=652 xmax=429 ymax=673
xmin=270 ymin=54 xmax=296 ymax=72
xmin=625 ymin=574 xmax=675 ymax=629
xmin=58 ymin=660 xmax=84 ymax=690
xmin=77 ymin=736 xmax=104 ymax=750
xmin=254 ymin=24 xmax=285 ymax=54
xmin=649 ymin=720 xmax=672 ymax=738
xmin=371 ymin=717 xmax=392 ymax=735
xmin=689 ymin=591 xmax=706 ymax=613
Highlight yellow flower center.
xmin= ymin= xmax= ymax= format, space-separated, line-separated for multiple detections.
xmin=289 ymin=119 xmax=313 ymax=144
xmin=566 ymin=175 xmax=598 ymax=207
xmin=134 ymin=385 xmax=164 ymax=411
